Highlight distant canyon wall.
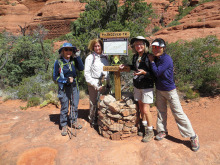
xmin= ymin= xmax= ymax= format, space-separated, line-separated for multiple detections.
xmin=0 ymin=0 xmax=219 ymax=43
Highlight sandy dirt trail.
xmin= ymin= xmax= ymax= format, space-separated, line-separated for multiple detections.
xmin=0 ymin=96 xmax=219 ymax=165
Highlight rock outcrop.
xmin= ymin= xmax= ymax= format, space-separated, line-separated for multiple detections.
xmin=0 ymin=0 xmax=85 ymax=38
xmin=0 ymin=1 xmax=32 ymax=34
xmin=152 ymin=1 xmax=220 ymax=43
xmin=29 ymin=1 xmax=85 ymax=38
xmin=0 ymin=0 xmax=219 ymax=43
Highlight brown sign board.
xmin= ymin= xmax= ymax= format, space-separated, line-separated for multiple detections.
xmin=100 ymin=32 xmax=130 ymax=39
xmin=103 ymin=66 xmax=130 ymax=72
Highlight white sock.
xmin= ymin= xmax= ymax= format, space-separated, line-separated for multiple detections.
xmin=148 ymin=126 xmax=153 ymax=130
xmin=142 ymin=121 xmax=148 ymax=126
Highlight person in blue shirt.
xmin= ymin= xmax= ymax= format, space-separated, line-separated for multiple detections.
xmin=53 ymin=43 xmax=84 ymax=136
xmin=148 ymin=38 xmax=200 ymax=152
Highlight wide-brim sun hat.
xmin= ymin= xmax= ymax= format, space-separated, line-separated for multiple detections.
xmin=151 ymin=38 xmax=166 ymax=47
xmin=130 ymin=36 xmax=150 ymax=47
xmin=58 ymin=43 xmax=77 ymax=54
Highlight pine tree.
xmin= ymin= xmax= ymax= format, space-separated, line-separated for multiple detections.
xmin=70 ymin=0 xmax=154 ymax=59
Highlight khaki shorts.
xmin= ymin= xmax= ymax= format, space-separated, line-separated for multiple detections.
xmin=134 ymin=87 xmax=154 ymax=104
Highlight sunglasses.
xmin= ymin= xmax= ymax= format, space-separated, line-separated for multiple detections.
xmin=152 ymin=46 xmax=163 ymax=49
xmin=64 ymin=48 xmax=73 ymax=52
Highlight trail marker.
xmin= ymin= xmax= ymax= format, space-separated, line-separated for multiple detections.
xmin=100 ymin=32 xmax=130 ymax=100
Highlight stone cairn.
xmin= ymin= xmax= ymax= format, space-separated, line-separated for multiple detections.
xmin=97 ymin=93 xmax=138 ymax=140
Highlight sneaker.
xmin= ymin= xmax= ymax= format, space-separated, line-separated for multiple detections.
xmin=142 ymin=129 xmax=154 ymax=142
xmin=190 ymin=135 xmax=200 ymax=152
xmin=72 ymin=122 xmax=82 ymax=129
xmin=155 ymin=131 xmax=168 ymax=140
xmin=61 ymin=126 xmax=67 ymax=136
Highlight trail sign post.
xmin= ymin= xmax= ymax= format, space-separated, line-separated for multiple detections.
xmin=100 ymin=32 xmax=130 ymax=101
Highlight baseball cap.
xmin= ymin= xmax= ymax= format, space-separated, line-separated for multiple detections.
xmin=151 ymin=38 xmax=166 ymax=47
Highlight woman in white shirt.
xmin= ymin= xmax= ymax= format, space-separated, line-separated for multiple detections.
xmin=84 ymin=38 xmax=110 ymax=127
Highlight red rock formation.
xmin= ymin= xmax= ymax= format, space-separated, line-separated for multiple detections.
xmin=152 ymin=1 xmax=220 ymax=43
xmin=0 ymin=1 xmax=32 ymax=35
xmin=29 ymin=1 xmax=85 ymax=39
xmin=0 ymin=0 xmax=219 ymax=43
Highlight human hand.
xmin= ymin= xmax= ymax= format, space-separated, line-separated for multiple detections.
xmin=75 ymin=50 xmax=81 ymax=57
xmin=148 ymin=53 xmax=155 ymax=62
xmin=134 ymin=69 xmax=146 ymax=75
xmin=68 ymin=77 xmax=74 ymax=83
xmin=96 ymin=85 xmax=103 ymax=91
xmin=119 ymin=64 xmax=125 ymax=70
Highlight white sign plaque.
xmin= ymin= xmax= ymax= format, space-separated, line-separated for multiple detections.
xmin=103 ymin=38 xmax=128 ymax=55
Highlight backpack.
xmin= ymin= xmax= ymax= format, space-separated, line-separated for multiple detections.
xmin=91 ymin=53 xmax=108 ymax=64
xmin=53 ymin=59 xmax=75 ymax=84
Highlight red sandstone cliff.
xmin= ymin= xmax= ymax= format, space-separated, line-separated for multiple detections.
xmin=0 ymin=0 xmax=219 ymax=43
xmin=152 ymin=0 xmax=220 ymax=43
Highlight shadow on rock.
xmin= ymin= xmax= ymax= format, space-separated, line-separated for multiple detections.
xmin=49 ymin=109 xmax=90 ymax=130
xmin=49 ymin=114 xmax=61 ymax=129
xmin=78 ymin=109 xmax=90 ymax=123
xmin=165 ymin=135 xmax=191 ymax=149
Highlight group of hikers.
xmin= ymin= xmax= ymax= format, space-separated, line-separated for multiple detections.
xmin=52 ymin=36 xmax=200 ymax=152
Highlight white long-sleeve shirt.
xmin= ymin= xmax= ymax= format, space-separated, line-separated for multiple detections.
xmin=84 ymin=52 xmax=109 ymax=88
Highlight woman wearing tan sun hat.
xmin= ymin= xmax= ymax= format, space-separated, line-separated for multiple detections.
xmin=120 ymin=36 xmax=155 ymax=142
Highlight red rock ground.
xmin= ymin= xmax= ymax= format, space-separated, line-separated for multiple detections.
xmin=0 ymin=95 xmax=219 ymax=165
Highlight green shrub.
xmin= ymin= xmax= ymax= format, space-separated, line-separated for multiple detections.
xmin=16 ymin=85 xmax=30 ymax=101
xmin=199 ymin=0 xmax=215 ymax=4
xmin=0 ymin=32 xmax=54 ymax=87
xmin=185 ymin=88 xmax=200 ymax=99
xmin=167 ymin=35 xmax=220 ymax=96
xmin=197 ymin=18 xmax=202 ymax=22
xmin=177 ymin=6 xmax=195 ymax=20
xmin=40 ymin=91 xmax=59 ymax=108
xmin=177 ymin=82 xmax=200 ymax=99
xmin=27 ymin=96 xmax=41 ymax=107
xmin=167 ymin=20 xmax=181 ymax=27
xmin=45 ymin=91 xmax=53 ymax=100
xmin=182 ymin=0 xmax=189 ymax=7
xmin=11 ymin=2 xmax=16 ymax=6
xmin=152 ymin=26 xmax=160 ymax=34
xmin=2 ymin=96 xmax=12 ymax=102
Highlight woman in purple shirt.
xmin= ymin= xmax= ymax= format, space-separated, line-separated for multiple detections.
xmin=148 ymin=38 xmax=200 ymax=152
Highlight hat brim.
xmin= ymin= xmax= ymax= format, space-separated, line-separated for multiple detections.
xmin=130 ymin=38 xmax=149 ymax=47
xmin=58 ymin=46 xmax=77 ymax=54
xmin=152 ymin=41 xmax=165 ymax=47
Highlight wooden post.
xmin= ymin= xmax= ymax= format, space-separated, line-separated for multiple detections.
xmin=100 ymin=32 xmax=130 ymax=101
xmin=114 ymin=70 xmax=121 ymax=101
xmin=103 ymin=65 xmax=130 ymax=101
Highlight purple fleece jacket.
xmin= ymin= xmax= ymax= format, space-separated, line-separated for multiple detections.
xmin=150 ymin=53 xmax=176 ymax=91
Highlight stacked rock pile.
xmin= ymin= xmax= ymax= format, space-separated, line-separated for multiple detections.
xmin=97 ymin=93 xmax=138 ymax=140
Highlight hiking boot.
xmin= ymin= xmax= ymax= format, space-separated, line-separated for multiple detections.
xmin=138 ymin=124 xmax=145 ymax=137
xmin=155 ymin=131 xmax=168 ymax=140
xmin=61 ymin=126 xmax=67 ymax=136
xmin=72 ymin=122 xmax=82 ymax=129
xmin=138 ymin=131 xmax=144 ymax=137
xmin=190 ymin=134 xmax=200 ymax=152
xmin=141 ymin=128 xmax=154 ymax=143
